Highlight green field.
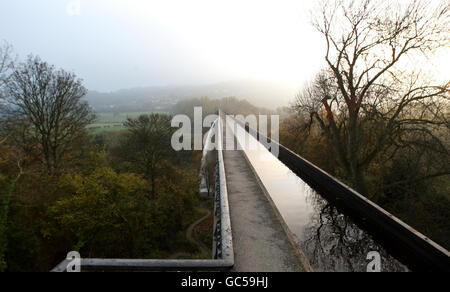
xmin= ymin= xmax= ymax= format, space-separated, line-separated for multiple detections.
xmin=87 ymin=111 xmax=166 ymax=133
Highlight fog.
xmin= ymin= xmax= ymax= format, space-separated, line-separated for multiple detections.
xmin=0 ymin=0 xmax=327 ymax=107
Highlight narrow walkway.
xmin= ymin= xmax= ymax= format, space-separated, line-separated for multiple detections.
xmin=223 ymin=121 xmax=304 ymax=272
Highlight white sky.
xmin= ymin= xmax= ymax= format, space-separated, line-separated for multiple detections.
xmin=0 ymin=0 xmax=324 ymax=93
xmin=0 ymin=0 xmax=447 ymax=94
xmin=96 ymin=0 xmax=324 ymax=87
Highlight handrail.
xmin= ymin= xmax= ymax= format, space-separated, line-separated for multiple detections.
xmin=213 ymin=110 xmax=234 ymax=262
xmin=51 ymin=112 xmax=234 ymax=272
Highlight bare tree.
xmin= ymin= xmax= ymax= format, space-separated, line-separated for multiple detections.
xmin=0 ymin=41 xmax=14 ymax=90
xmin=4 ymin=55 xmax=95 ymax=174
xmin=295 ymin=0 xmax=450 ymax=193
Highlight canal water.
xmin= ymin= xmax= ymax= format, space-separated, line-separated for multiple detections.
xmin=225 ymin=117 xmax=408 ymax=272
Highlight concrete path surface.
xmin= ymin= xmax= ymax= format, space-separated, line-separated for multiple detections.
xmin=223 ymin=121 xmax=304 ymax=272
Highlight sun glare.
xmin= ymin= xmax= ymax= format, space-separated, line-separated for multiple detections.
xmin=86 ymin=0 xmax=323 ymax=89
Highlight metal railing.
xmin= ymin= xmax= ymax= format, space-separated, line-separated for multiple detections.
xmin=51 ymin=114 xmax=233 ymax=272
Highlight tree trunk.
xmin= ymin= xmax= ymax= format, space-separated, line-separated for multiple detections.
xmin=347 ymin=110 xmax=368 ymax=194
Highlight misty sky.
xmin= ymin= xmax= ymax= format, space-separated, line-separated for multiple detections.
xmin=0 ymin=0 xmax=326 ymax=93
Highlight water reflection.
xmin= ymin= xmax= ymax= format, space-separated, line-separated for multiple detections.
xmin=226 ymin=118 xmax=408 ymax=272
xmin=301 ymin=191 xmax=407 ymax=271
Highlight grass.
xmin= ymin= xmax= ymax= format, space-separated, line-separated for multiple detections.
xmin=95 ymin=112 xmax=165 ymax=124
xmin=87 ymin=111 xmax=167 ymax=134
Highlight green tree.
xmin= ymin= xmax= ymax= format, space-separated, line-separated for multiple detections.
xmin=45 ymin=167 xmax=151 ymax=258
xmin=0 ymin=144 xmax=24 ymax=272
xmin=115 ymin=114 xmax=174 ymax=196
xmin=45 ymin=162 xmax=198 ymax=261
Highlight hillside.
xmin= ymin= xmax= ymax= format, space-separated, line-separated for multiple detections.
xmin=85 ymin=80 xmax=296 ymax=112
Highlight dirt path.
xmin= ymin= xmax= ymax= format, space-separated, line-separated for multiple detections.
xmin=186 ymin=207 xmax=211 ymax=254
xmin=169 ymin=205 xmax=212 ymax=259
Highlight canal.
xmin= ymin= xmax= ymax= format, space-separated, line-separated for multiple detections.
xmin=226 ymin=117 xmax=408 ymax=272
